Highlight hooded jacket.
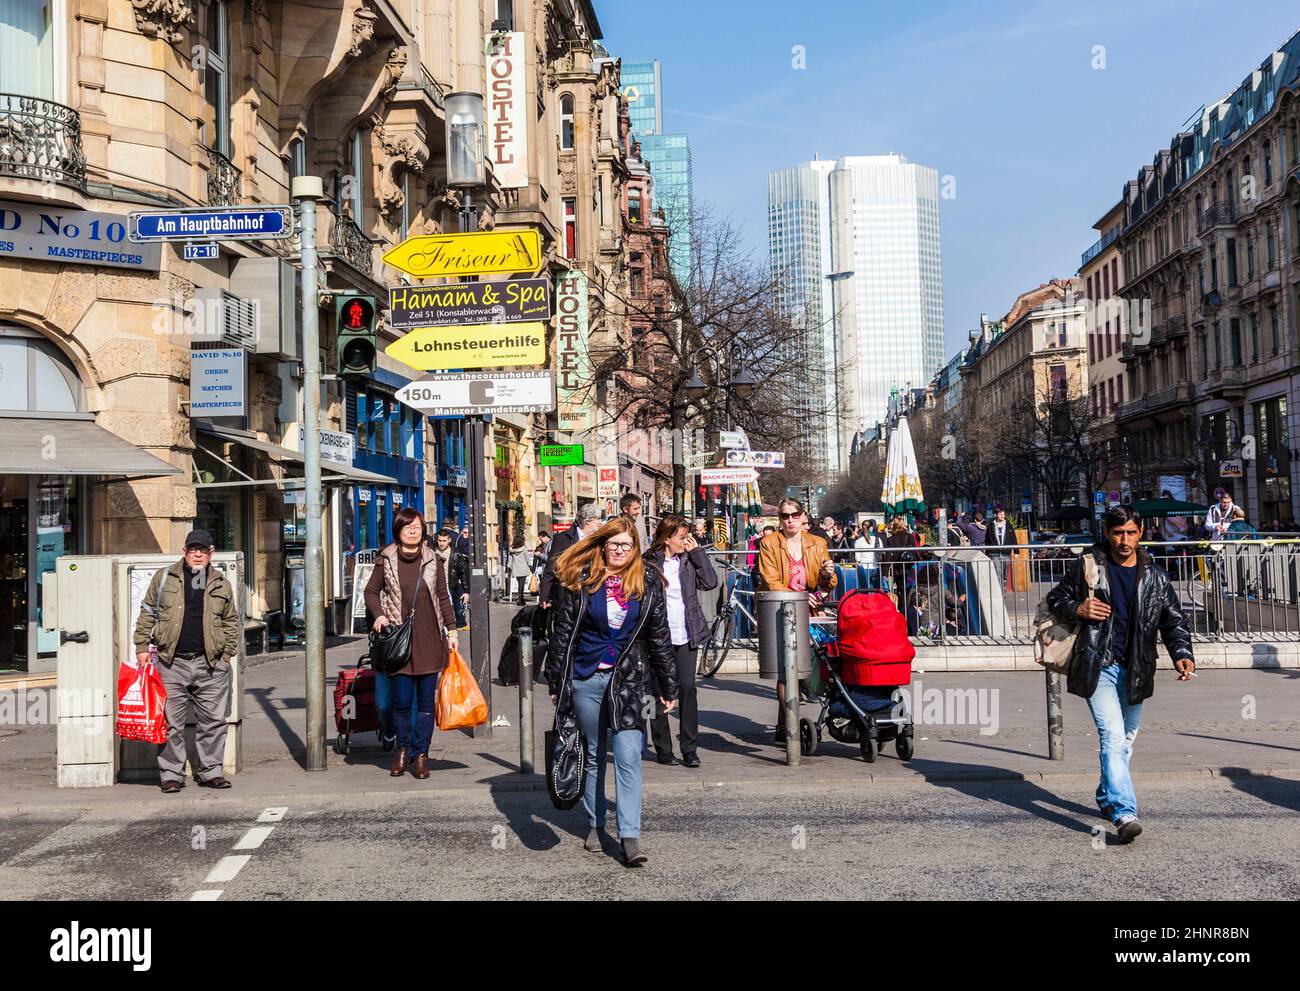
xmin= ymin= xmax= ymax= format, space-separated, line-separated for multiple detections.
xmin=1045 ymin=545 xmax=1194 ymax=703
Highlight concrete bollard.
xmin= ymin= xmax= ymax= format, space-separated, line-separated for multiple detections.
xmin=781 ymin=599 xmax=800 ymax=767
xmin=1046 ymin=667 xmax=1064 ymax=760
xmin=518 ymin=628 xmax=534 ymax=774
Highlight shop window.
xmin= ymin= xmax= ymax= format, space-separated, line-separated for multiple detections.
xmin=356 ymin=389 xmax=368 ymax=452
xmin=0 ymin=334 xmax=82 ymax=413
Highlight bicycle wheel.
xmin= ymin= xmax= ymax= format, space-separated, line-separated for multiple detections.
xmin=699 ymin=609 xmax=733 ymax=678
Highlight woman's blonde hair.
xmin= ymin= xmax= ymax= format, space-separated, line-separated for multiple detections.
xmin=554 ymin=516 xmax=646 ymax=599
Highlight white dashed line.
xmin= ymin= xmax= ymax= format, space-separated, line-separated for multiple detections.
xmin=190 ymin=889 xmax=224 ymax=901
xmin=204 ymin=855 xmax=251 ymax=884
xmin=233 ymin=826 xmax=275 ymax=850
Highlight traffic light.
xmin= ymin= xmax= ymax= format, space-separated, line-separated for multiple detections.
xmin=335 ymin=294 xmax=377 ymax=376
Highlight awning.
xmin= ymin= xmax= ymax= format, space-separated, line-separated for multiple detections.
xmin=196 ymin=424 xmax=397 ymax=488
xmin=0 ymin=416 xmax=182 ymax=477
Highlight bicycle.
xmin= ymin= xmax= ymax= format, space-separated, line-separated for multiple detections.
xmin=699 ymin=562 xmax=757 ymax=678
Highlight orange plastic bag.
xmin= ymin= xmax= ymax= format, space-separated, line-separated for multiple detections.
xmin=115 ymin=657 xmax=169 ymax=744
xmin=436 ymin=644 xmax=488 ymax=730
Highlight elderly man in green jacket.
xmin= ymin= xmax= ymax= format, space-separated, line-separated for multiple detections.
xmin=132 ymin=529 xmax=241 ymax=793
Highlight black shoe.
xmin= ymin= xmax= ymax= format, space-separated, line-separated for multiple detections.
xmin=1116 ymin=817 xmax=1143 ymax=844
xmin=198 ymin=776 xmax=231 ymax=789
xmin=655 ymin=753 xmax=679 ymax=766
xmin=160 ymin=780 xmax=184 ymax=794
xmin=621 ymin=838 xmax=647 ymax=867
xmin=681 ymin=752 xmax=701 ymax=768
xmin=773 ymin=724 xmax=787 ymax=744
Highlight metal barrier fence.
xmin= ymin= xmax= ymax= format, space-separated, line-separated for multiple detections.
xmin=705 ymin=539 xmax=1300 ymax=646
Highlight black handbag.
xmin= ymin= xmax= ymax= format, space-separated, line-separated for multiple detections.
xmin=545 ymin=592 xmax=587 ymax=810
xmin=368 ymin=558 xmax=429 ymax=675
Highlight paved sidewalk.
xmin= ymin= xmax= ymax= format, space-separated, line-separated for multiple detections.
xmin=2 ymin=600 xmax=1299 ymax=813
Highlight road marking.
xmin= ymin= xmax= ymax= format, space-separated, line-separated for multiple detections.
xmin=204 ymin=855 xmax=251 ymax=884
xmin=233 ymin=826 xmax=275 ymax=850
xmin=258 ymin=806 xmax=289 ymax=823
xmin=190 ymin=889 xmax=224 ymax=901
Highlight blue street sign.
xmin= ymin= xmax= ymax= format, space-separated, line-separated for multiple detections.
xmin=183 ymin=243 xmax=219 ymax=260
xmin=128 ymin=206 xmax=294 ymax=243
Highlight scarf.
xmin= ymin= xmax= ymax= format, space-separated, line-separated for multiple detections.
xmin=605 ymin=574 xmax=630 ymax=609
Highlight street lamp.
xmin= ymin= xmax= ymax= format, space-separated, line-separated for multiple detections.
xmin=445 ymin=92 xmax=485 ymax=189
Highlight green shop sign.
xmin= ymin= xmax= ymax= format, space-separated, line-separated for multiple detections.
xmin=540 ymin=443 xmax=584 ymax=466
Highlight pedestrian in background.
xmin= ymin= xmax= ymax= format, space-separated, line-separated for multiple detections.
xmin=365 ymin=508 xmax=458 ymax=780
xmin=644 ymin=514 xmax=718 ymax=768
xmin=432 ymin=526 xmax=469 ymax=628
xmin=620 ymin=492 xmax=650 ymax=554
xmin=1045 ymin=505 xmax=1195 ymax=843
xmin=546 ymin=516 xmax=679 ymax=866
xmin=540 ymin=503 xmax=602 ymax=608
xmin=507 ymin=536 xmax=534 ymax=605
xmin=855 ymin=522 xmax=883 ymax=591
xmin=132 ymin=529 xmax=241 ymax=793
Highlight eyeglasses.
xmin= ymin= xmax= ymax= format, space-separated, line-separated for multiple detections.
xmin=779 ymin=512 xmax=801 ymax=520
xmin=606 ymin=542 xmax=635 ymax=552
xmin=185 ymin=545 xmax=211 ymax=554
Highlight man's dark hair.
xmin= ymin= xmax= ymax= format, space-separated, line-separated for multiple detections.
xmin=437 ymin=526 xmax=456 ymax=538
xmin=620 ymin=492 xmax=640 ymax=512
xmin=1103 ymin=505 xmax=1142 ymax=531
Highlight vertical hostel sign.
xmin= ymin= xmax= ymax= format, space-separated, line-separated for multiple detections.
xmin=486 ymin=32 xmax=529 ymax=189
xmin=555 ymin=268 xmax=592 ymax=431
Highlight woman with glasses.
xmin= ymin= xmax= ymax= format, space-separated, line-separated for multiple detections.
xmin=643 ymin=513 xmax=719 ymax=767
xmin=545 ymin=517 xmax=678 ymax=866
xmin=757 ymin=498 xmax=837 ymax=743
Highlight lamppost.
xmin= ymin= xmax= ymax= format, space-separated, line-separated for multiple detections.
xmin=445 ymin=90 xmax=493 ymax=736
xmin=684 ymin=343 xmax=756 ymax=547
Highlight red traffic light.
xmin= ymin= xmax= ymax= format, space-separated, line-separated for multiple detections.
xmin=343 ymin=297 xmax=373 ymax=330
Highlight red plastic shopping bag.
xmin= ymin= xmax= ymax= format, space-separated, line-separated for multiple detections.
xmin=436 ymin=645 xmax=488 ymax=731
xmin=115 ymin=656 xmax=168 ymax=744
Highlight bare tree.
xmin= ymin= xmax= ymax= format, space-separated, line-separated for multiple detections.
xmin=1004 ymin=387 xmax=1104 ymax=511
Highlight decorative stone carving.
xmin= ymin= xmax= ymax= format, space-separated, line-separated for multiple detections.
xmin=349 ymin=5 xmax=378 ymax=59
xmin=383 ymin=47 xmax=409 ymax=94
xmin=130 ymin=0 xmax=194 ymax=45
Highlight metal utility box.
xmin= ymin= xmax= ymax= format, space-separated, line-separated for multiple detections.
xmin=49 ymin=553 xmax=245 ymax=787
xmin=229 ymin=255 xmax=301 ymax=359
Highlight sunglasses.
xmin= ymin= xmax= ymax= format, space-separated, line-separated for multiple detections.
xmin=779 ymin=512 xmax=801 ymax=520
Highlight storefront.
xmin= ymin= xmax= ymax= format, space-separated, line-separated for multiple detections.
xmin=0 ymin=330 xmax=179 ymax=671
xmin=430 ymin=417 xmax=468 ymax=531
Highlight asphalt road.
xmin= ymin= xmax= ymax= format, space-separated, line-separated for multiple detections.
xmin=4 ymin=774 xmax=1297 ymax=900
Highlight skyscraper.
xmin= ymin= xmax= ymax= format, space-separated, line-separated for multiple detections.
xmin=621 ymin=59 xmax=692 ymax=286
xmin=768 ymin=154 xmax=944 ymax=473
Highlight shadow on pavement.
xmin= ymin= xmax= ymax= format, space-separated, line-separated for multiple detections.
xmin=907 ymin=757 xmax=1098 ymax=836
xmin=246 ymin=687 xmax=307 ymax=770
xmin=1223 ymin=768 xmax=1300 ymax=812
xmin=1176 ymin=732 xmax=1300 ymax=753
xmin=945 ymin=738 xmax=1045 ymax=760
xmin=481 ymin=770 xmax=587 ymax=852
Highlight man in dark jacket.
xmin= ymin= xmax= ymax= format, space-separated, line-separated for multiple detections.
xmin=432 ymin=527 xmax=470 ymax=627
xmin=1045 ymin=505 xmax=1195 ymax=843
xmin=539 ymin=503 xmax=602 ymax=608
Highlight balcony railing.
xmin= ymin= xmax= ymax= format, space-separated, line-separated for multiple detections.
xmin=330 ymin=214 xmax=375 ymax=278
xmin=0 ymin=93 xmax=86 ymax=191
xmin=1080 ymin=224 xmax=1121 ymax=267
xmin=1198 ymin=200 xmax=1237 ymax=233
xmin=206 ymin=146 xmax=241 ymax=206
xmin=394 ymin=65 xmax=445 ymax=110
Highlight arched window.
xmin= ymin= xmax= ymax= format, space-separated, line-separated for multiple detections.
xmin=559 ymin=93 xmax=574 ymax=150
xmin=0 ymin=331 xmax=82 ymax=414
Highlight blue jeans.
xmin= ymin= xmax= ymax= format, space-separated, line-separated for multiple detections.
xmin=571 ymin=669 xmax=643 ymax=838
xmin=392 ymin=672 xmax=439 ymax=757
xmin=373 ymin=671 xmax=417 ymax=743
xmin=1086 ymin=663 xmax=1143 ymax=821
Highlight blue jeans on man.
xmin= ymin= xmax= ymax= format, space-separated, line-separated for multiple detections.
xmin=571 ymin=668 xmax=642 ymax=839
xmin=392 ymin=672 xmax=439 ymax=757
xmin=1086 ymin=662 xmax=1143 ymax=821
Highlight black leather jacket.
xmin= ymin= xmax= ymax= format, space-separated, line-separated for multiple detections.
xmin=643 ymin=546 xmax=719 ymax=648
xmin=1045 ymin=545 xmax=1194 ymax=703
xmin=544 ymin=565 xmax=679 ymax=730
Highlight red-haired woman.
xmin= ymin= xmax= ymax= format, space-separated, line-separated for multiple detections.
xmin=544 ymin=517 xmax=678 ymax=867
xmin=364 ymin=507 xmax=457 ymax=779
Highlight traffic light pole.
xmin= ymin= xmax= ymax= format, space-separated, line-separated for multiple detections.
xmin=293 ymin=176 xmax=328 ymax=772
xmin=460 ymin=190 xmax=493 ymax=737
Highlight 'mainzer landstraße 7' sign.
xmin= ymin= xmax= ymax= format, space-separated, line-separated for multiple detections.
xmin=388 ymin=278 xmax=550 ymax=330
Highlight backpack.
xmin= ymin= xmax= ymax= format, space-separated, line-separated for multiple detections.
xmin=1033 ymin=554 xmax=1097 ymax=673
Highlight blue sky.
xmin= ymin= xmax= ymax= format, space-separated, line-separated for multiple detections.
xmin=599 ymin=0 xmax=1299 ymax=360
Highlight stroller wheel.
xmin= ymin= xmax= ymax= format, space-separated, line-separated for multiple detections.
xmin=334 ymin=733 xmax=350 ymax=755
xmin=799 ymin=718 xmax=817 ymax=757
xmin=859 ymin=736 xmax=877 ymax=763
xmin=895 ymin=731 xmax=914 ymax=761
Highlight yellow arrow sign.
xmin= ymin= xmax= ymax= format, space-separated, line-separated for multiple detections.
xmin=385 ymin=322 xmax=548 ymax=371
xmin=381 ymin=229 xmax=542 ymax=279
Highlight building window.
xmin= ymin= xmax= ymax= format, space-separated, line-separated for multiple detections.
xmin=1226 ymin=238 xmax=1237 ymax=285
xmin=349 ymin=129 xmax=366 ymax=223
xmin=1246 ymin=236 xmax=1255 ymax=279
xmin=1210 ymin=250 xmax=1218 ymax=290
xmin=1264 ymin=140 xmax=1273 ymax=184
xmin=1 ymin=0 xmax=57 ymax=99
xmin=1230 ymin=318 xmax=1242 ymax=366
xmin=399 ymin=171 xmax=410 ymax=240
xmin=559 ymin=93 xmax=574 ymax=151
xmin=563 ymin=196 xmax=577 ymax=258
xmin=1270 ymin=306 xmax=1280 ymax=356
xmin=1117 ymin=377 xmax=1123 ymax=404
xmin=628 ymin=186 xmax=642 ymax=224
xmin=1049 ymin=363 xmax=1066 ymax=400
xmin=1213 ymin=320 xmax=1221 ymax=369
xmin=204 ymin=0 xmax=231 ymax=156
xmin=290 ymin=136 xmax=306 ymax=178
xmin=494 ymin=0 xmax=513 ymax=30
xmin=1199 ymin=332 xmax=1208 ymax=376
xmin=1251 ymin=312 xmax=1260 ymax=361
xmin=1266 ymin=223 xmax=1277 ymax=269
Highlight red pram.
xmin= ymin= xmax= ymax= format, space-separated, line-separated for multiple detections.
xmin=802 ymin=591 xmax=916 ymax=763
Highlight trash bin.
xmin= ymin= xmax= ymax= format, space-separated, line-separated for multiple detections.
xmin=757 ymin=590 xmax=812 ymax=680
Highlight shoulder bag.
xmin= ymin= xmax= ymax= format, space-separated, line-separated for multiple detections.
xmin=1032 ymin=554 xmax=1098 ymax=673
xmin=546 ymin=580 xmax=589 ymax=810
xmin=368 ymin=558 xmax=429 ymax=675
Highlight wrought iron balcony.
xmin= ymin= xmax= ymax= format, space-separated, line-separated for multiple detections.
xmin=206 ymin=146 xmax=241 ymax=206
xmin=0 ymin=93 xmax=86 ymax=191
xmin=1197 ymin=201 xmax=1236 ymax=233
xmin=394 ymin=65 xmax=445 ymax=110
xmin=330 ymin=214 xmax=374 ymax=278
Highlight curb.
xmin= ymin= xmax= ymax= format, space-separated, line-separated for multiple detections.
xmin=3 ymin=765 xmax=1297 ymax=816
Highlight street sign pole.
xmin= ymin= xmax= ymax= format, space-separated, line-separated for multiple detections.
xmin=460 ymin=191 xmax=493 ymax=738
xmin=292 ymin=176 xmax=327 ymax=772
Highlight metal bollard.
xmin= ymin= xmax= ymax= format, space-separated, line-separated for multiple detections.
xmin=518 ymin=628 xmax=534 ymax=774
xmin=781 ymin=599 xmax=800 ymax=767
xmin=1045 ymin=667 xmax=1064 ymax=760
